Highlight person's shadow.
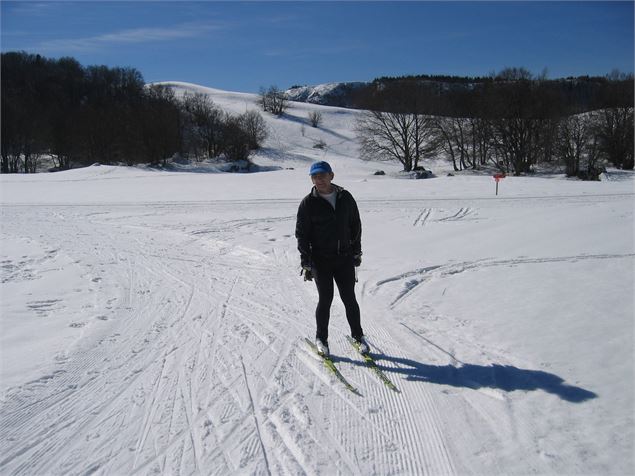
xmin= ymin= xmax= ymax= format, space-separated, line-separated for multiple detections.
xmin=342 ymin=353 xmax=598 ymax=403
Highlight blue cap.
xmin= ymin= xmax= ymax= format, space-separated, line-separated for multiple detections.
xmin=309 ymin=161 xmax=332 ymax=175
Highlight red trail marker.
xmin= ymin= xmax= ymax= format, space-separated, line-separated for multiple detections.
xmin=493 ymin=173 xmax=506 ymax=195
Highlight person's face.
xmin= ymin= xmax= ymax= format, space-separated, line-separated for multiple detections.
xmin=311 ymin=172 xmax=334 ymax=194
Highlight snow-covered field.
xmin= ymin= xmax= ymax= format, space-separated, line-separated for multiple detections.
xmin=1 ymin=83 xmax=633 ymax=475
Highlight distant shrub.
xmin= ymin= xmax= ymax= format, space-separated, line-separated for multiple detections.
xmin=313 ymin=139 xmax=327 ymax=149
xmin=308 ymin=111 xmax=323 ymax=128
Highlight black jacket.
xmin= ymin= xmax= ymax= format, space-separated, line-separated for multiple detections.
xmin=295 ymin=184 xmax=362 ymax=266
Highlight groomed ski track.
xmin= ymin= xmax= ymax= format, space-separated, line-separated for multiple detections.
xmin=0 ymin=191 xmax=628 ymax=475
xmin=0 ymin=199 xmax=457 ymax=475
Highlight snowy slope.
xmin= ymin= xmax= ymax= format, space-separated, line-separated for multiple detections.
xmin=285 ymin=82 xmax=368 ymax=107
xmin=1 ymin=83 xmax=634 ymax=476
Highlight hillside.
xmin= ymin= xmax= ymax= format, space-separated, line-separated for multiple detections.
xmin=1 ymin=83 xmax=633 ymax=476
xmin=284 ymin=75 xmax=634 ymax=116
xmin=286 ymin=82 xmax=369 ymax=108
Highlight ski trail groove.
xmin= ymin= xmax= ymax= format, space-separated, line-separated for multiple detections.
xmin=240 ymin=357 xmax=272 ymax=476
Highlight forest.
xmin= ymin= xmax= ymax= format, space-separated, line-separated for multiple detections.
xmin=1 ymin=52 xmax=267 ymax=174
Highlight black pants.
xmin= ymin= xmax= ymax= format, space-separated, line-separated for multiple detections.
xmin=313 ymin=258 xmax=363 ymax=343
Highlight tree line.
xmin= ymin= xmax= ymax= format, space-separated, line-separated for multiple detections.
xmin=355 ymin=68 xmax=634 ymax=177
xmin=1 ymin=52 xmax=267 ymax=173
xmin=354 ymin=67 xmax=633 ymax=116
xmin=2 ymin=53 xmax=632 ymax=178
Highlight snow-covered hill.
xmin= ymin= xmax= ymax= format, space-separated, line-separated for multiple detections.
xmin=1 ymin=83 xmax=633 ymax=475
xmin=285 ymin=82 xmax=368 ymax=107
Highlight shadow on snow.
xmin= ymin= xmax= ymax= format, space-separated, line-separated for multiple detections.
xmin=337 ymin=353 xmax=598 ymax=403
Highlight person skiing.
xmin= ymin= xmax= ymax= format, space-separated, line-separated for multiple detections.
xmin=295 ymin=161 xmax=369 ymax=356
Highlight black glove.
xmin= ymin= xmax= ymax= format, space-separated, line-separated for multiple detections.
xmin=301 ymin=266 xmax=314 ymax=281
xmin=352 ymin=254 xmax=362 ymax=267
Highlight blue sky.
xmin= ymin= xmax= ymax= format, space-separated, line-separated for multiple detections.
xmin=2 ymin=1 xmax=633 ymax=92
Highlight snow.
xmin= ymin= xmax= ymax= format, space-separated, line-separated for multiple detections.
xmin=285 ymin=82 xmax=368 ymax=105
xmin=1 ymin=83 xmax=634 ymax=475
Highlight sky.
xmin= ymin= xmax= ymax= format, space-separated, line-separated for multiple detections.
xmin=1 ymin=1 xmax=633 ymax=93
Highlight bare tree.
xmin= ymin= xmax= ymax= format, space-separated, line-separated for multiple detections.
xmin=221 ymin=114 xmax=252 ymax=163
xmin=411 ymin=114 xmax=439 ymax=170
xmin=490 ymin=117 xmax=548 ymax=175
xmin=140 ymin=85 xmax=181 ymax=166
xmin=257 ymin=86 xmax=269 ymax=113
xmin=434 ymin=117 xmax=461 ymax=171
xmin=435 ymin=117 xmax=470 ymax=171
xmin=494 ymin=66 xmax=534 ymax=81
xmin=596 ymin=106 xmax=634 ymax=170
xmin=435 ymin=117 xmax=494 ymax=171
xmin=356 ymin=110 xmax=437 ymax=172
xmin=180 ymin=92 xmax=224 ymax=160
xmin=258 ymin=86 xmax=289 ymax=116
xmin=308 ymin=110 xmax=323 ymax=128
xmin=557 ymin=112 xmax=607 ymax=179
xmin=239 ymin=110 xmax=268 ymax=150
xmin=557 ymin=114 xmax=591 ymax=177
